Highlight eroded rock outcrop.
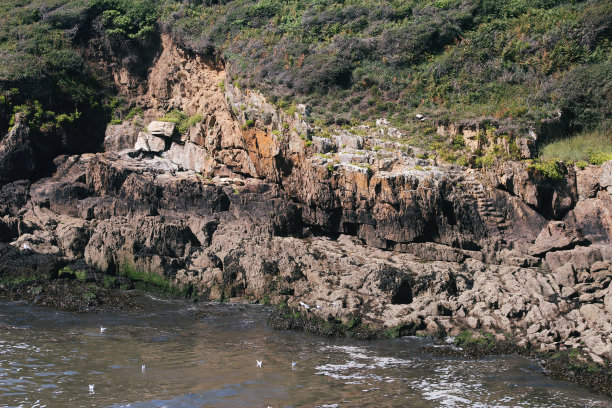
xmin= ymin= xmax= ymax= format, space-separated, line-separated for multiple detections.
xmin=1 ymin=35 xmax=610 ymax=365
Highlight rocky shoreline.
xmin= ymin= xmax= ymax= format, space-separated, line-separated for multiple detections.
xmin=268 ymin=304 xmax=612 ymax=396
xmin=0 ymin=35 xmax=610 ymax=395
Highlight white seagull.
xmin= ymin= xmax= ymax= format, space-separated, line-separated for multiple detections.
xmin=22 ymin=243 xmax=32 ymax=251
xmin=291 ymin=361 xmax=297 ymax=369
xmin=142 ymin=365 xmax=146 ymax=372
xmin=100 ymin=326 xmax=106 ymax=333
xmin=299 ymin=301 xmax=310 ymax=310
xmin=89 ymin=384 xmax=94 ymax=393
xmin=256 ymin=360 xmax=262 ymax=368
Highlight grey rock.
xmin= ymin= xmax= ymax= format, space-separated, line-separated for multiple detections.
xmin=104 ymin=122 xmax=140 ymax=151
xmin=529 ymin=221 xmax=588 ymax=256
xmin=134 ymin=132 xmax=167 ymax=152
xmin=600 ymin=160 xmax=612 ymax=191
xmin=148 ymin=121 xmax=176 ymax=137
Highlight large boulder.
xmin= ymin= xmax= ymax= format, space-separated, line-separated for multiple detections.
xmin=564 ymin=191 xmax=612 ymax=244
xmin=134 ymin=132 xmax=167 ymax=152
xmin=147 ymin=121 xmax=176 ymax=137
xmin=528 ymin=221 xmax=588 ymax=256
xmin=545 ymin=245 xmax=603 ymax=271
xmin=576 ymin=165 xmax=602 ymax=199
xmin=104 ymin=122 xmax=140 ymax=152
xmin=164 ymin=142 xmax=209 ymax=173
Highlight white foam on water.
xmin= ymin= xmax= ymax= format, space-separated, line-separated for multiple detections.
xmin=321 ymin=345 xmax=370 ymax=360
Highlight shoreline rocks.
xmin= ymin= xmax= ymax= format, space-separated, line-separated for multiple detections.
xmin=0 ymin=33 xmax=610 ymax=396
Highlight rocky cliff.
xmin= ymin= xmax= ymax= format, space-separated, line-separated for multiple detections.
xmin=1 ymin=35 xmax=611 ymax=366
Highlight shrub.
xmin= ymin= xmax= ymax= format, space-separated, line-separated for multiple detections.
xmin=125 ymin=107 xmax=144 ymax=120
xmin=529 ymin=160 xmax=565 ymax=181
xmin=158 ymin=110 xmax=203 ymax=134
xmin=588 ymin=150 xmax=612 ymax=165
xmin=575 ymin=160 xmax=588 ymax=169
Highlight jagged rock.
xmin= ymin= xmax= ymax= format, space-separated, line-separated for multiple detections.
xmin=55 ymin=218 xmax=92 ymax=260
xmin=553 ymin=263 xmax=576 ymax=288
xmin=30 ymin=180 xmax=91 ymax=217
xmin=529 ymin=221 xmax=588 ymax=256
xmin=394 ymin=242 xmax=466 ymax=262
xmin=134 ymin=132 xmax=167 ymax=152
xmin=164 ymin=142 xmax=209 ymax=173
xmin=0 ymin=216 xmax=19 ymax=242
xmin=0 ymin=33 xmax=611 ymax=364
xmin=489 ymin=161 xmax=577 ymax=219
xmin=576 ymin=165 xmax=602 ymax=199
xmin=147 ymin=121 xmax=176 ymax=137
xmin=601 ymin=160 xmax=612 ymax=192
xmin=104 ymin=122 xmax=140 ymax=151
xmin=312 ymin=137 xmax=334 ymax=153
xmin=564 ymin=191 xmax=612 ymax=244
xmin=605 ymin=286 xmax=612 ymax=314
xmin=0 ymin=180 xmax=30 ymax=216
xmin=0 ymin=119 xmax=35 ymax=184
xmin=545 ymin=246 xmax=603 ymax=271
xmin=515 ymin=137 xmax=535 ymax=159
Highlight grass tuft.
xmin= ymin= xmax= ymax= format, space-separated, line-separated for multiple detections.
xmin=540 ymin=127 xmax=612 ymax=164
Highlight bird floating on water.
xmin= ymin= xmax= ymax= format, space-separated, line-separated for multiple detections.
xmin=22 ymin=243 xmax=32 ymax=251
xmin=299 ymin=301 xmax=310 ymax=310
xmin=100 ymin=326 xmax=106 ymax=333
xmin=89 ymin=384 xmax=94 ymax=393
xmin=256 ymin=360 xmax=262 ymax=368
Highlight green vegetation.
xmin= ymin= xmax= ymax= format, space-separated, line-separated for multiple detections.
xmin=117 ymin=262 xmax=192 ymax=297
xmin=0 ymin=0 xmax=610 ymax=166
xmin=454 ymin=330 xmax=496 ymax=349
xmin=159 ymin=0 xmax=611 ymax=136
xmin=102 ymin=275 xmax=117 ymax=288
xmin=125 ymin=107 xmax=144 ymax=120
xmin=58 ymin=266 xmax=87 ymax=281
xmin=540 ymin=128 xmax=612 ymax=163
xmin=268 ymin=303 xmax=416 ymax=339
xmin=529 ymin=160 xmax=566 ymax=181
xmin=588 ymin=150 xmax=612 ymax=165
xmin=0 ymin=0 xmax=162 ymax=161
xmin=158 ymin=109 xmax=203 ymax=134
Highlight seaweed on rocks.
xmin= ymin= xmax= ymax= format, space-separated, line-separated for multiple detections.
xmin=423 ymin=330 xmax=612 ymax=397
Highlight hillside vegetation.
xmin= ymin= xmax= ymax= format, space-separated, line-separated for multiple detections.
xmin=0 ymin=0 xmax=610 ymax=162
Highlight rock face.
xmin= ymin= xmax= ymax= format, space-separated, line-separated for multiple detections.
xmin=1 ymin=35 xmax=611 ymax=364
xmin=104 ymin=122 xmax=140 ymax=152
xmin=0 ymin=118 xmax=35 ymax=184
xmin=529 ymin=221 xmax=588 ymax=256
xmin=134 ymin=132 xmax=167 ymax=152
xmin=147 ymin=121 xmax=176 ymax=137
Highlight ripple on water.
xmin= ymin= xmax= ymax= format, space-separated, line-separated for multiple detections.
xmin=0 ymin=297 xmax=611 ymax=408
